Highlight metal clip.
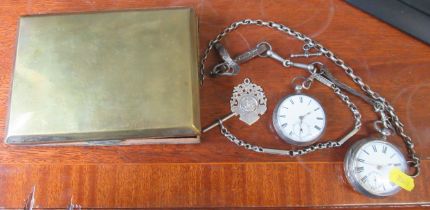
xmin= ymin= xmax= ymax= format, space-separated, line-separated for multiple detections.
xmin=260 ymin=43 xmax=318 ymax=71
xmin=374 ymin=120 xmax=393 ymax=138
xmin=211 ymin=42 xmax=271 ymax=76
xmin=289 ymin=62 xmax=338 ymax=90
xmin=302 ymin=74 xmax=316 ymax=90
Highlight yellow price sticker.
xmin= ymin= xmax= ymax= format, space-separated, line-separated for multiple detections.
xmin=389 ymin=167 xmax=414 ymax=191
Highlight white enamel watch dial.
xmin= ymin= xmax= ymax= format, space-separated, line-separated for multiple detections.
xmin=272 ymin=94 xmax=326 ymax=145
xmin=344 ymin=138 xmax=408 ymax=197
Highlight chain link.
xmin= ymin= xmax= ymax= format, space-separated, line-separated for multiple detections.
xmin=219 ymin=120 xmax=341 ymax=156
xmin=218 ymin=82 xmax=361 ymax=156
xmin=314 ymin=35 xmax=420 ymax=177
xmin=200 ymin=19 xmax=419 ymax=176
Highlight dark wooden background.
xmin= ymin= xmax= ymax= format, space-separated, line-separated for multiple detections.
xmin=0 ymin=0 xmax=429 ymax=208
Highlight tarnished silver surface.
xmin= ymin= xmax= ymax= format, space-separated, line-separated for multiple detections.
xmin=218 ymin=76 xmax=361 ymax=156
xmin=202 ymin=112 xmax=235 ymax=133
xmin=213 ymin=42 xmax=240 ymax=75
xmin=199 ymin=19 xmax=420 ymax=178
xmin=344 ymin=138 xmax=407 ymax=197
xmin=211 ymin=42 xmax=270 ymax=76
xmin=230 ymin=78 xmax=267 ymax=125
xmin=290 ymin=43 xmax=323 ymax=58
xmin=202 ymin=78 xmax=266 ymax=132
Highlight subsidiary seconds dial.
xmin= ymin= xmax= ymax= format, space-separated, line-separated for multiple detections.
xmin=273 ymin=94 xmax=326 ymax=145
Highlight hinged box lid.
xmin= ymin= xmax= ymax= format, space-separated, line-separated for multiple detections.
xmin=6 ymin=8 xmax=200 ymax=145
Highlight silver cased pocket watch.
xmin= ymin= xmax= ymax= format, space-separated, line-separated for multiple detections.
xmin=272 ymin=84 xmax=326 ymax=146
xmin=344 ymin=138 xmax=408 ymax=197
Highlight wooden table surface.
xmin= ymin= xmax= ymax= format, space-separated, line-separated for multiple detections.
xmin=1 ymin=0 xmax=429 ymax=209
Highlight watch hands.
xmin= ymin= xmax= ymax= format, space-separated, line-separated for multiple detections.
xmin=298 ymin=112 xmax=312 ymax=138
xmin=299 ymin=118 xmax=303 ymax=134
xmin=358 ymin=160 xmax=400 ymax=170
xmin=298 ymin=111 xmax=312 ymax=120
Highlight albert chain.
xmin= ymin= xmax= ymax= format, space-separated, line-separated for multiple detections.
xmin=199 ymin=19 xmax=420 ymax=177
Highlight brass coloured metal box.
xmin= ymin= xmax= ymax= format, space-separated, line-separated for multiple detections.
xmin=6 ymin=8 xmax=200 ymax=145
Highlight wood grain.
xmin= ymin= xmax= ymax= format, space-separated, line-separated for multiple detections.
xmin=0 ymin=0 xmax=429 ymax=208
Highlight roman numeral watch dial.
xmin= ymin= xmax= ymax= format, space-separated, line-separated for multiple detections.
xmin=273 ymin=94 xmax=326 ymax=145
xmin=344 ymin=138 xmax=408 ymax=197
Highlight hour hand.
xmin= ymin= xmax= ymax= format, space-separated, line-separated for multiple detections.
xmin=299 ymin=112 xmax=311 ymax=120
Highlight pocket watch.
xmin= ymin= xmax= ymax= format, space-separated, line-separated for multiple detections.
xmin=344 ymin=128 xmax=408 ymax=197
xmin=273 ymin=78 xmax=326 ymax=146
